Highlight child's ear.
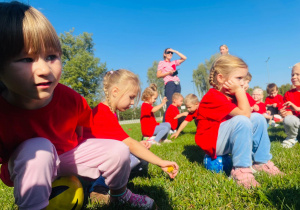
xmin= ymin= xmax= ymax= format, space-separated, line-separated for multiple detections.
xmin=111 ymin=87 xmax=119 ymax=98
xmin=216 ymin=73 xmax=225 ymax=84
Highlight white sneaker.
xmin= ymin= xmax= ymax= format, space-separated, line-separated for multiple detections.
xmin=146 ymin=138 xmax=161 ymax=146
xmin=169 ymin=130 xmax=176 ymax=135
xmin=282 ymin=139 xmax=298 ymax=148
xmin=160 ymin=139 xmax=172 ymax=143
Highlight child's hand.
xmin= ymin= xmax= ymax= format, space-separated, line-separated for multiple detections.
xmin=160 ymin=160 xmax=179 ymax=179
xmin=279 ymin=107 xmax=288 ymax=117
xmin=171 ymin=132 xmax=179 ymax=139
xmin=284 ymin=101 xmax=299 ymax=112
xmin=162 ymin=97 xmax=168 ymax=104
xmin=253 ymin=104 xmax=259 ymax=112
xmin=140 ymin=140 xmax=151 ymax=149
xmin=272 ymin=103 xmax=277 ymax=108
xmin=223 ymin=79 xmax=243 ymax=95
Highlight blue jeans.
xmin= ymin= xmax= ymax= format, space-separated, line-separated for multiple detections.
xmin=153 ymin=122 xmax=171 ymax=142
xmin=216 ymin=113 xmax=272 ymax=167
xmin=165 ymin=81 xmax=181 ymax=109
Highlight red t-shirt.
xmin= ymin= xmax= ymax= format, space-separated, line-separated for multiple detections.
xmin=253 ymin=102 xmax=267 ymax=114
xmin=246 ymin=93 xmax=256 ymax=107
xmin=0 ymin=84 xmax=92 ymax=186
xmin=265 ymin=94 xmax=284 ymax=109
xmin=195 ymin=88 xmax=237 ymax=159
xmin=284 ymin=89 xmax=300 ymax=117
xmin=165 ymin=104 xmax=179 ymax=130
xmin=83 ymin=103 xmax=129 ymax=141
xmin=140 ymin=103 xmax=159 ymax=137
xmin=185 ymin=108 xmax=199 ymax=125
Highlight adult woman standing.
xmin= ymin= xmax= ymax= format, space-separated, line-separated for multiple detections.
xmin=157 ymin=48 xmax=187 ymax=109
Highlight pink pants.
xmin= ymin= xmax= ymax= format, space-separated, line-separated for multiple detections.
xmin=8 ymin=137 xmax=130 ymax=210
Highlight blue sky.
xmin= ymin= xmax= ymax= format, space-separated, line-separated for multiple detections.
xmin=14 ymin=0 xmax=300 ymax=99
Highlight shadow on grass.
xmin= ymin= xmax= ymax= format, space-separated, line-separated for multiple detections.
xmin=268 ymin=126 xmax=286 ymax=142
xmin=182 ymin=145 xmax=206 ymax=165
xmin=265 ymin=188 xmax=300 ymax=209
xmin=85 ymin=185 xmax=172 ymax=210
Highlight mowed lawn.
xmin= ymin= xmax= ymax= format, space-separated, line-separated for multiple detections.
xmin=1 ymin=122 xmax=300 ymax=209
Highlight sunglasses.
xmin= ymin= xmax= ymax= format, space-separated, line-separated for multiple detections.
xmin=165 ymin=51 xmax=173 ymax=55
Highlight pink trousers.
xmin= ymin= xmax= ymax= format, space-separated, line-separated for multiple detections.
xmin=8 ymin=137 xmax=130 ymax=210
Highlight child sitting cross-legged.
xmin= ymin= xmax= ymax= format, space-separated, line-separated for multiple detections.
xmin=165 ymin=93 xmax=187 ymax=135
xmin=195 ymin=55 xmax=283 ymax=189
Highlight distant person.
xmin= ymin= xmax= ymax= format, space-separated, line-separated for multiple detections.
xmin=157 ymin=48 xmax=187 ymax=110
xmin=280 ymin=63 xmax=300 ymax=148
xmin=196 ymin=55 xmax=283 ymax=189
xmin=219 ymin=44 xmax=229 ymax=55
xmin=165 ymin=93 xmax=186 ymax=134
xmin=171 ymin=94 xmax=199 ymax=139
xmin=140 ymin=83 xmax=172 ymax=145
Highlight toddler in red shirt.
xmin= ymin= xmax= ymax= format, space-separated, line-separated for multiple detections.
xmin=171 ymin=94 xmax=199 ymax=139
xmin=140 ymin=83 xmax=172 ymax=144
xmin=265 ymin=83 xmax=284 ymax=115
xmin=196 ymin=55 xmax=283 ymax=189
xmin=280 ymin=63 xmax=300 ymax=148
xmin=84 ymin=70 xmax=179 ymax=209
xmin=251 ymin=88 xmax=273 ymax=122
xmin=0 ymin=2 xmax=139 ymax=209
xmin=165 ymin=93 xmax=186 ymax=134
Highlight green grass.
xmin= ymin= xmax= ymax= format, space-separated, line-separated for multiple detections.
xmin=1 ymin=123 xmax=300 ymax=209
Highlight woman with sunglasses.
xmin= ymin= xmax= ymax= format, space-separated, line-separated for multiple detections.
xmin=157 ymin=48 xmax=187 ymax=112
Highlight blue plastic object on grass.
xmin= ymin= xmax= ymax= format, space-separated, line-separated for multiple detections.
xmin=203 ymin=154 xmax=233 ymax=173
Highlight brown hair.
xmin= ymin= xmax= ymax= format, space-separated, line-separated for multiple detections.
xmin=244 ymin=72 xmax=252 ymax=82
xmin=0 ymin=1 xmax=61 ymax=68
xmin=184 ymin=94 xmax=199 ymax=105
xmin=142 ymin=83 xmax=157 ymax=102
xmin=209 ymin=55 xmax=248 ymax=90
xmin=266 ymin=83 xmax=278 ymax=94
xmin=163 ymin=48 xmax=170 ymax=60
xmin=103 ymin=69 xmax=141 ymax=112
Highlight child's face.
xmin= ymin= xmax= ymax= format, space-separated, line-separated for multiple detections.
xmin=221 ymin=68 xmax=247 ymax=90
xmin=291 ymin=66 xmax=300 ymax=88
xmin=186 ymin=102 xmax=199 ymax=113
xmin=252 ymin=91 xmax=262 ymax=102
xmin=148 ymin=92 xmax=158 ymax=105
xmin=269 ymin=89 xmax=278 ymax=97
xmin=116 ymin=88 xmax=138 ymax=112
xmin=0 ymin=50 xmax=62 ymax=107
xmin=174 ymin=97 xmax=183 ymax=107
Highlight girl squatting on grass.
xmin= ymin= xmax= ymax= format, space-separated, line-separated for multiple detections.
xmin=83 ymin=70 xmax=179 ymax=209
xmin=195 ymin=55 xmax=283 ymax=189
xmin=140 ymin=83 xmax=172 ymax=145
xmin=0 ymin=2 xmax=162 ymax=209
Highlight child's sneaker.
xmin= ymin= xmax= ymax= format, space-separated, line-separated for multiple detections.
xmin=160 ymin=139 xmax=172 ymax=143
xmin=252 ymin=161 xmax=284 ymax=176
xmin=116 ymin=189 xmax=156 ymax=209
xmin=281 ymin=138 xmax=298 ymax=148
xmin=169 ymin=130 xmax=176 ymax=135
xmin=230 ymin=167 xmax=260 ymax=189
xmin=146 ymin=137 xmax=161 ymax=146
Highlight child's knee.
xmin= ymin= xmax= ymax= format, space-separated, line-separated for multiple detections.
xmin=232 ymin=115 xmax=252 ymax=129
xmin=108 ymin=143 xmax=130 ymax=167
xmin=284 ymin=115 xmax=299 ymax=127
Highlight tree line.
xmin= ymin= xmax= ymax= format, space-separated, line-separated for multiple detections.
xmin=60 ymin=30 xmax=291 ymax=120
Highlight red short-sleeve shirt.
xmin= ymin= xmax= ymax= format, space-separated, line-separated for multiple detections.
xmin=265 ymin=94 xmax=284 ymax=109
xmin=246 ymin=93 xmax=256 ymax=107
xmin=253 ymin=102 xmax=267 ymax=114
xmin=83 ymin=103 xmax=129 ymax=141
xmin=165 ymin=104 xmax=179 ymax=130
xmin=284 ymin=89 xmax=300 ymax=117
xmin=140 ymin=103 xmax=159 ymax=137
xmin=195 ymin=88 xmax=237 ymax=159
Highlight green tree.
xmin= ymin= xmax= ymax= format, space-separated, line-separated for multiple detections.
xmin=59 ymin=29 xmax=107 ymax=108
xmin=278 ymin=83 xmax=292 ymax=96
xmin=147 ymin=61 xmax=165 ymax=104
xmin=192 ymin=53 xmax=219 ymax=99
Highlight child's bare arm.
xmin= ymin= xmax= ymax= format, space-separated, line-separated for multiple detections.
xmin=174 ymin=112 xmax=188 ymax=119
xmin=171 ymin=120 xmax=189 ymax=139
xmin=152 ymin=97 xmax=168 ymax=113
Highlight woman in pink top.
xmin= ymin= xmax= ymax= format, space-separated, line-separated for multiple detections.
xmin=157 ymin=48 xmax=187 ymax=110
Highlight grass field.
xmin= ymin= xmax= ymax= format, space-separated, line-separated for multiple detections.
xmin=1 ymin=122 xmax=300 ymax=209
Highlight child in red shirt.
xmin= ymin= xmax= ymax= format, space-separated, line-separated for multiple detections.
xmin=140 ymin=83 xmax=172 ymax=144
xmin=251 ymin=88 xmax=273 ymax=122
xmin=280 ymin=63 xmax=300 ymax=148
xmin=243 ymin=72 xmax=259 ymax=112
xmin=84 ymin=70 xmax=179 ymax=209
xmin=265 ymin=83 xmax=284 ymax=115
xmin=196 ymin=55 xmax=283 ymax=189
xmin=0 ymin=2 xmax=137 ymax=209
xmin=171 ymin=94 xmax=199 ymax=139
xmin=165 ymin=93 xmax=186 ymax=134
